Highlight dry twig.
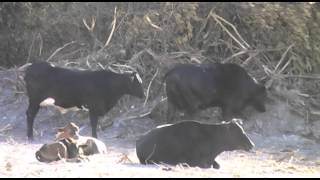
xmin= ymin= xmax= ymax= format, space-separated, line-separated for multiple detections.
xmin=144 ymin=68 xmax=159 ymax=107
xmin=274 ymin=43 xmax=295 ymax=73
xmin=83 ymin=16 xmax=96 ymax=32
xmin=145 ymin=15 xmax=163 ymax=31
xmin=117 ymin=153 xmax=133 ymax=164
xmin=210 ymin=11 xmax=249 ymax=50
xmin=46 ymin=41 xmax=77 ymax=62
xmin=101 ymin=6 xmax=117 ymax=51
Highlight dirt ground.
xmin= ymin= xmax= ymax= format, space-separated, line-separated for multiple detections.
xmin=0 ymin=69 xmax=320 ymax=178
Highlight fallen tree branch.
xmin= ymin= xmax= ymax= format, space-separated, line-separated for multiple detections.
xmin=223 ymin=50 xmax=248 ymax=63
xmin=214 ymin=13 xmax=251 ymax=49
xmin=0 ymin=124 xmax=12 ymax=133
xmin=144 ymin=68 xmax=159 ymax=107
xmin=241 ymin=52 xmax=259 ymax=66
xmin=46 ymin=41 xmax=77 ymax=62
xmin=210 ymin=12 xmax=249 ymax=50
xmin=128 ymin=49 xmax=147 ymax=64
xmin=37 ymin=32 xmax=43 ymax=56
xmin=111 ymin=63 xmax=136 ymax=72
xmin=224 ymin=46 xmax=290 ymax=63
xmin=145 ymin=15 xmax=163 ymax=31
xmin=18 ymin=63 xmax=32 ymax=71
xmin=278 ymin=56 xmax=293 ymax=75
xmin=282 ymin=74 xmax=320 ymax=79
xmin=26 ymin=33 xmax=36 ymax=63
xmin=274 ymin=43 xmax=295 ymax=73
xmin=83 ymin=16 xmax=96 ymax=32
xmin=100 ymin=6 xmax=117 ymax=51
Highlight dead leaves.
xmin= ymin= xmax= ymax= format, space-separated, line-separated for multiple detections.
xmin=117 ymin=153 xmax=133 ymax=164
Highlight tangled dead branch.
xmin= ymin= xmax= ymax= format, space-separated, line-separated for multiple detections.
xmin=101 ymin=6 xmax=117 ymax=51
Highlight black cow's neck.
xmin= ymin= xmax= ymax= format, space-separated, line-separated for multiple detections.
xmin=99 ymin=72 xmax=129 ymax=97
xmin=206 ymin=124 xmax=230 ymax=156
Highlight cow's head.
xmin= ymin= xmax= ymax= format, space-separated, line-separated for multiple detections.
xmin=35 ymin=142 xmax=67 ymax=163
xmin=128 ymin=72 xmax=145 ymax=99
xmin=223 ymin=119 xmax=255 ymax=151
xmin=55 ymin=122 xmax=80 ymax=141
xmin=250 ymin=83 xmax=267 ymax=112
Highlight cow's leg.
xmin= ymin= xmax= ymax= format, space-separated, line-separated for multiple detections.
xmin=26 ymin=99 xmax=41 ymax=141
xmin=210 ymin=160 xmax=220 ymax=169
xmin=89 ymin=111 xmax=99 ymax=138
xmin=188 ymin=155 xmax=220 ymax=169
xmin=202 ymin=158 xmax=220 ymax=169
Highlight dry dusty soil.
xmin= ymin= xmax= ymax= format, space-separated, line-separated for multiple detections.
xmin=0 ymin=69 xmax=320 ymax=178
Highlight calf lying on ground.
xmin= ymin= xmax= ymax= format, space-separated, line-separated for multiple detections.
xmin=35 ymin=138 xmax=84 ymax=163
xmin=25 ymin=61 xmax=145 ymax=140
xmin=55 ymin=122 xmax=107 ymax=155
xmin=35 ymin=122 xmax=106 ymax=163
xmin=136 ymin=119 xmax=254 ymax=169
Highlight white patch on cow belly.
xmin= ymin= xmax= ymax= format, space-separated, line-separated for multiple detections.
xmin=39 ymin=97 xmax=81 ymax=114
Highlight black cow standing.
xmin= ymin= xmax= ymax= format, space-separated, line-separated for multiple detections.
xmin=24 ymin=61 xmax=145 ymax=140
xmin=136 ymin=119 xmax=254 ymax=169
xmin=164 ymin=63 xmax=267 ymax=123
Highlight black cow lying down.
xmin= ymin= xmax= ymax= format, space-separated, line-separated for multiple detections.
xmin=36 ymin=122 xmax=107 ymax=163
xmin=136 ymin=119 xmax=254 ymax=169
xmin=24 ymin=61 xmax=145 ymax=140
xmin=164 ymin=63 xmax=267 ymax=122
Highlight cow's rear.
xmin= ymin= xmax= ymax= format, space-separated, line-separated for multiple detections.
xmin=25 ymin=62 xmax=54 ymax=140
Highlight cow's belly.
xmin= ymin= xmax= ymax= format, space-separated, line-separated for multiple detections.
xmin=40 ymin=97 xmax=83 ymax=114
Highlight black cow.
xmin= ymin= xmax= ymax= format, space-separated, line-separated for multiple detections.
xmin=164 ymin=63 xmax=267 ymax=122
xmin=136 ymin=119 xmax=254 ymax=169
xmin=25 ymin=61 xmax=145 ymax=140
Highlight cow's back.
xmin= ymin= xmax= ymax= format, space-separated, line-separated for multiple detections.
xmin=136 ymin=121 xmax=206 ymax=165
xmin=165 ymin=64 xmax=224 ymax=111
xmin=217 ymin=63 xmax=258 ymax=94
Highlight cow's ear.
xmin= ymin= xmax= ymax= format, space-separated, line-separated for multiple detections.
xmin=259 ymin=76 xmax=268 ymax=85
xmin=130 ymin=72 xmax=142 ymax=83
xmin=130 ymin=72 xmax=136 ymax=81
xmin=57 ymin=128 xmax=64 ymax=132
